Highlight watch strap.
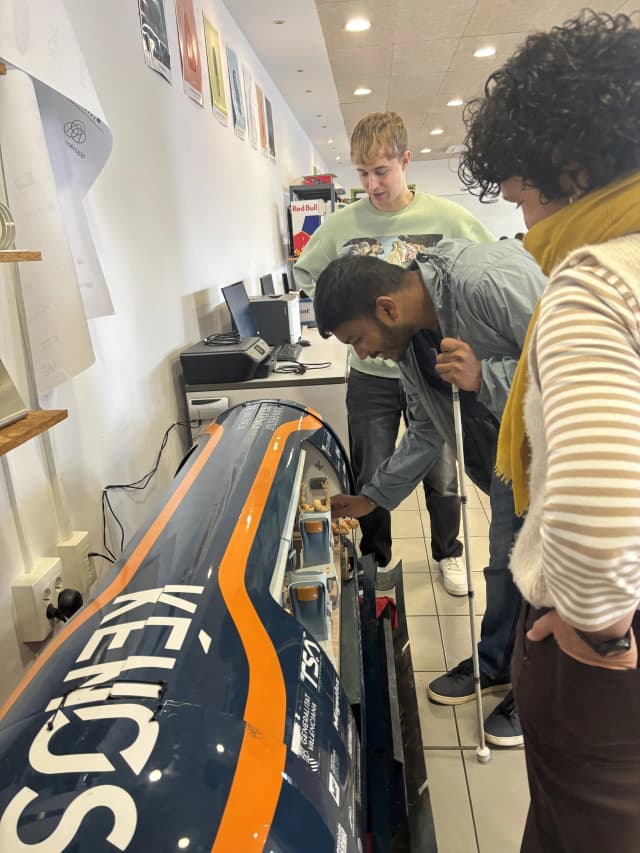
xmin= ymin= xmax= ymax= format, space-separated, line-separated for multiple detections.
xmin=574 ymin=627 xmax=632 ymax=657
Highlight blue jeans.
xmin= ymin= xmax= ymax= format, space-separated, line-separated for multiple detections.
xmin=347 ymin=369 xmax=462 ymax=566
xmin=478 ymin=470 xmax=523 ymax=679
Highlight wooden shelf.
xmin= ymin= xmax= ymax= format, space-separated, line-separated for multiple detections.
xmin=0 ymin=250 xmax=42 ymax=263
xmin=0 ymin=410 xmax=68 ymax=457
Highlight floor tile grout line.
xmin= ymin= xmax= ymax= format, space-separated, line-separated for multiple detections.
xmin=460 ymin=748 xmax=483 ymax=853
xmin=422 ymin=747 xmax=482 ymax=853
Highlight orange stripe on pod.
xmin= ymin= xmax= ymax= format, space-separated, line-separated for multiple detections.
xmin=0 ymin=425 xmax=224 ymax=722
xmin=212 ymin=412 xmax=321 ymax=852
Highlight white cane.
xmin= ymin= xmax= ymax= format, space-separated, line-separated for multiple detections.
xmin=440 ymin=270 xmax=491 ymax=764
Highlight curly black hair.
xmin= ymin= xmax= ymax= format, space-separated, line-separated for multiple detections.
xmin=459 ymin=11 xmax=640 ymax=202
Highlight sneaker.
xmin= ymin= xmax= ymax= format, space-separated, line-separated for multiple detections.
xmin=375 ymin=556 xmax=401 ymax=591
xmin=427 ymin=658 xmax=511 ymax=705
xmin=438 ymin=556 xmax=468 ymax=596
xmin=484 ymin=691 xmax=523 ymax=747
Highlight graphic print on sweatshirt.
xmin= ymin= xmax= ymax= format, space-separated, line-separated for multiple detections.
xmin=340 ymin=234 xmax=443 ymax=266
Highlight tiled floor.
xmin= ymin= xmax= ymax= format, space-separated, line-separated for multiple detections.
xmin=391 ymin=482 xmax=529 ymax=853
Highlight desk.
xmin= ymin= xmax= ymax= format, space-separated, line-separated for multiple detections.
xmin=184 ymin=328 xmax=350 ymax=448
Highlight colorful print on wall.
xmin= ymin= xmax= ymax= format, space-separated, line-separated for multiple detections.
xmin=255 ymin=83 xmax=268 ymax=156
xmin=226 ymin=47 xmax=247 ymax=139
xmin=265 ymin=95 xmax=276 ymax=160
xmin=203 ymin=15 xmax=228 ymax=125
xmin=138 ymin=0 xmax=172 ymax=82
xmin=242 ymin=64 xmax=257 ymax=149
xmin=175 ymin=0 xmax=203 ymax=104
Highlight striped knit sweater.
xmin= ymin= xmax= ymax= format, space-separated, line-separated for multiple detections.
xmin=510 ymin=233 xmax=640 ymax=631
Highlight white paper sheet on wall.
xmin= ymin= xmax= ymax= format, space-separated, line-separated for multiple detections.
xmin=0 ymin=0 xmax=114 ymax=395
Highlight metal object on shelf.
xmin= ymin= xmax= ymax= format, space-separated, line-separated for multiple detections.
xmin=0 ymin=201 xmax=15 ymax=250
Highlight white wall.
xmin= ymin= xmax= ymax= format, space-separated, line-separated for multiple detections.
xmin=333 ymin=158 xmax=526 ymax=239
xmin=0 ymin=1 xmax=325 ymax=702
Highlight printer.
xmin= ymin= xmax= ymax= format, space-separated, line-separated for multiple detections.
xmin=250 ymin=293 xmax=301 ymax=346
xmin=180 ymin=336 xmax=273 ymax=385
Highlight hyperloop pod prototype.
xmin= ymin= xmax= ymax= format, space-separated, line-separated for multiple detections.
xmin=0 ymin=400 xmax=364 ymax=853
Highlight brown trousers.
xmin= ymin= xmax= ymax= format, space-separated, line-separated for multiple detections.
xmin=512 ymin=605 xmax=640 ymax=853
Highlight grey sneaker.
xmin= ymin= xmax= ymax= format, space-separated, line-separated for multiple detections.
xmin=375 ymin=555 xmax=401 ymax=591
xmin=484 ymin=691 xmax=523 ymax=747
xmin=427 ymin=658 xmax=511 ymax=705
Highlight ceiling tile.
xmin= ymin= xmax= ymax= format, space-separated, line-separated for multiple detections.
xmin=335 ymin=75 xmax=390 ymax=103
xmin=464 ymin=0 xmax=624 ymax=36
xmin=447 ymin=31 xmax=530 ymax=76
xmin=388 ymin=71 xmax=444 ymax=100
xmin=385 ymin=94 xmax=430 ymax=128
xmin=317 ymin=0 xmax=399 ymax=49
xmin=329 ymin=45 xmax=393 ymax=80
xmin=391 ymin=38 xmax=459 ymax=76
xmin=339 ymin=97 xmax=389 ymax=125
xmin=615 ymin=0 xmax=639 ymax=13
xmin=395 ymin=0 xmax=476 ymax=40
xmin=437 ymin=70 xmax=486 ymax=104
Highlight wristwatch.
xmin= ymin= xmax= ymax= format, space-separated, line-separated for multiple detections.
xmin=574 ymin=627 xmax=632 ymax=657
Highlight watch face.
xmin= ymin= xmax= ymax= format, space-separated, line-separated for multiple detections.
xmin=601 ymin=635 xmax=632 ymax=656
xmin=576 ymin=628 xmax=632 ymax=656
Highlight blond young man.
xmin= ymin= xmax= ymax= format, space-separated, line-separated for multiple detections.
xmin=294 ymin=112 xmax=493 ymax=594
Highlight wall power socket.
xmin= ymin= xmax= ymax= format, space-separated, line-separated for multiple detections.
xmin=12 ymin=557 xmax=64 ymax=643
xmin=57 ymin=531 xmax=96 ymax=598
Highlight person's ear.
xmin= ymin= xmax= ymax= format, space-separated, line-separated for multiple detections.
xmin=559 ymin=162 xmax=590 ymax=200
xmin=375 ymin=295 xmax=400 ymax=323
xmin=400 ymin=150 xmax=411 ymax=170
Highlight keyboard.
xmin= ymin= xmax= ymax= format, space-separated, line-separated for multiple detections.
xmin=272 ymin=343 xmax=302 ymax=361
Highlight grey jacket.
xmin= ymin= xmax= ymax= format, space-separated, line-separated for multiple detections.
xmin=362 ymin=237 xmax=546 ymax=510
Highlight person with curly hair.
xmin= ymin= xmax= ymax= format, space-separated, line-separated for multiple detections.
xmin=460 ymin=10 xmax=640 ymax=851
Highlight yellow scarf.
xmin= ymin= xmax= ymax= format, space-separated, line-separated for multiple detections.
xmin=496 ymin=169 xmax=640 ymax=516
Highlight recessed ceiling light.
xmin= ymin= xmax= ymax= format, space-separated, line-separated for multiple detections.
xmin=473 ymin=46 xmax=496 ymax=58
xmin=420 ymin=147 xmax=432 ymax=154
xmin=297 ymin=69 xmax=304 ymax=73
xmin=305 ymin=89 xmax=312 ymax=93
xmin=447 ymin=98 xmax=463 ymax=107
xmin=273 ymin=19 xmax=286 ymax=25
xmin=353 ymin=87 xmax=372 ymax=96
xmin=336 ymin=155 xmax=341 ymax=161
xmin=430 ymin=128 xmax=444 ymax=136
xmin=328 ymin=138 xmax=333 ymax=143
xmin=345 ymin=17 xmax=371 ymax=32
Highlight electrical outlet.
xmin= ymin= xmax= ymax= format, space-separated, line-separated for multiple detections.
xmin=57 ymin=531 xmax=94 ymax=597
xmin=11 ymin=557 xmax=63 ymax=643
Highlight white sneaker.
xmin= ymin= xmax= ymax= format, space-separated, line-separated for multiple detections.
xmin=439 ymin=556 xmax=468 ymax=596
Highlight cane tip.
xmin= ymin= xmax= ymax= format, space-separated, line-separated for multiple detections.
xmin=476 ymin=746 xmax=491 ymax=764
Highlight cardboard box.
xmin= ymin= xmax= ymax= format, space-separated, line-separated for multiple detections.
xmin=302 ymin=174 xmax=334 ymax=185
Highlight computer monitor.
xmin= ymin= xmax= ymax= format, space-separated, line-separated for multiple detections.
xmin=282 ymin=270 xmax=297 ymax=293
xmin=221 ymin=281 xmax=258 ymax=338
xmin=260 ymin=273 xmax=276 ymax=296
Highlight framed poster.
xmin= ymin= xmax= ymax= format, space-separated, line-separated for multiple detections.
xmin=175 ymin=0 xmax=203 ymax=104
xmin=203 ymin=15 xmax=228 ymax=124
xmin=226 ymin=47 xmax=246 ymax=139
xmin=138 ymin=0 xmax=172 ymax=81
xmin=265 ymin=95 xmax=276 ymax=160
xmin=242 ymin=64 xmax=257 ymax=149
xmin=255 ymin=83 xmax=268 ymax=155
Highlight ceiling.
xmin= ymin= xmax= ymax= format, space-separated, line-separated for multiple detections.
xmin=224 ymin=0 xmax=636 ymax=167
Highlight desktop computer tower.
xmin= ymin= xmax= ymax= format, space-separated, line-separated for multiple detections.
xmin=250 ymin=293 xmax=301 ymax=345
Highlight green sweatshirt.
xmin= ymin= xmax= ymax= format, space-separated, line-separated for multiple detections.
xmin=293 ymin=192 xmax=494 ymax=378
